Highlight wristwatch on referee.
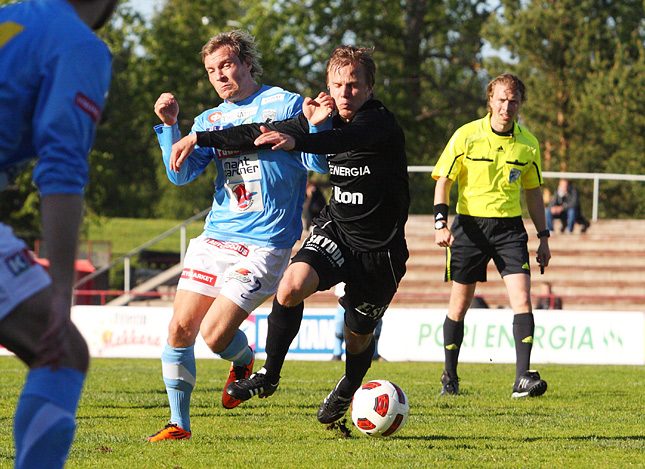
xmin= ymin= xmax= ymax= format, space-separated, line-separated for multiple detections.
xmin=537 ymin=230 xmax=550 ymax=239
xmin=435 ymin=220 xmax=447 ymax=230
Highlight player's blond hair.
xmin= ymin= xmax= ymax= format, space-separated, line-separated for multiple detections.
xmin=201 ymin=30 xmax=263 ymax=78
xmin=326 ymin=45 xmax=376 ymax=90
xmin=486 ymin=73 xmax=526 ymax=113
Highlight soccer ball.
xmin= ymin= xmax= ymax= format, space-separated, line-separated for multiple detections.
xmin=351 ymin=380 xmax=409 ymax=437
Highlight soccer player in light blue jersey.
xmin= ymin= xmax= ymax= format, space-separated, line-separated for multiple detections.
xmin=0 ymin=1 xmax=117 ymax=467
xmin=147 ymin=30 xmax=332 ymax=442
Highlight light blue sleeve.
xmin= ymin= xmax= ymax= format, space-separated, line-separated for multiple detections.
xmin=32 ymin=40 xmax=111 ymax=195
xmin=301 ymin=118 xmax=331 ymax=174
xmin=155 ymin=123 xmax=212 ymax=185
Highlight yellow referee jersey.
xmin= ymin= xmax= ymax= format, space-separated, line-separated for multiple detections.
xmin=432 ymin=114 xmax=542 ymax=218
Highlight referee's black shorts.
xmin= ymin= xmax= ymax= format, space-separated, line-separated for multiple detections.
xmin=292 ymin=220 xmax=408 ymax=335
xmin=446 ymin=214 xmax=530 ymax=284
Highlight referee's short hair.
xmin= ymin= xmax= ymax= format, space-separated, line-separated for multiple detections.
xmin=201 ymin=30 xmax=263 ymax=79
xmin=326 ymin=45 xmax=376 ymax=90
xmin=486 ymin=73 xmax=526 ymax=113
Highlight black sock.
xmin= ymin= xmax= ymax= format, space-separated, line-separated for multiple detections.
xmin=513 ymin=312 xmax=535 ymax=380
xmin=338 ymin=337 xmax=376 ymax=398
xmin=443 ymin=316 xmax=464 ymax=379
xmin=263 ymin=297 xmax=304 ymax=383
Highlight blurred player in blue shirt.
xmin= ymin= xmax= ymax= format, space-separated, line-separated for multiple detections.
xmin=147 ymin=30 xmax=331 ymax=442
xmin=0 ymin=0 xmax=116 ymax=467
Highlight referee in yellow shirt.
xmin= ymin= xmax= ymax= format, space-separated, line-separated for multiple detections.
xmin=432 ymin=73 xmax=551 ymax=398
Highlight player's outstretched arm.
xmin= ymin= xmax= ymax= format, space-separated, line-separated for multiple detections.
xmin=253 ymin=125 xmax=296 ymax=150
xmin=195 ymin=115 xmax=309 ymax=150
xmin=170 ymin=133 xmax=197 ymax=172
xmin=253 ymin=93 xmax=334 ymax=152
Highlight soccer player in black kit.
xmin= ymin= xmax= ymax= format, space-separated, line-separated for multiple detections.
xmin=171 ymin=45 xmax=409 ymax=425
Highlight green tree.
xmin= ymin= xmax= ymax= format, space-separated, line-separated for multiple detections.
xmin=240 ymin=0 xmax=493 ymax=212
xmin=483 ymin=0 xmax=645 ymax=218
xmin=243 ymin=0 xmax=492 ymax=164
xmin=577 ymin=42 xmax=645 ymax=218
xmin=139 ymin=0 xmax=251 ymax=219
xmin=90 ymin=3 xmax=159 ymax=218
xmin=483 ymin=0 xmax=645 ymax=173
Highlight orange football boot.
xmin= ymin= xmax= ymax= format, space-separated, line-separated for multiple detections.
xmin=222 ymin=354 xmax=254 ymax=409
xmin=147 ymin=422 xmax=191 ymax=442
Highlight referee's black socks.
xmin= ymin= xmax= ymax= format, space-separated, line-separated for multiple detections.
xmin=443 ymin=316 xmax=464 ymax=379
xmin=513 ymin=312 xmax=535 ymax=380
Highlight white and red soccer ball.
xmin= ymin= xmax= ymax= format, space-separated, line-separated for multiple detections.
xmin=351 ymin=380 xmax=409 ymax=437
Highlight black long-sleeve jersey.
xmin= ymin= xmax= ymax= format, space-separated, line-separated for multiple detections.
xmin=196 ymin=98 xmax=409 ymax=252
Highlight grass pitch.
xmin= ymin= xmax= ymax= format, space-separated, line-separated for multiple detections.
xmin=0 ymin=357 xmax=642 ymax=468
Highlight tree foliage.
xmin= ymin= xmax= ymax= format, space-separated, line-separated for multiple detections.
xmin=242 ymin=0 xmax=492 ymax=165
xmin=90 ymin=4 xmax=157 ymax=218
xmin=239 ymin=0 xmax=493 ymax=212
xmin=483 ymin=0 xmax=645 ymax=217
xmin=4 ymin=0 xmax=645 ymax=226
xmin=483 ymin=0 xmax=645 ymax=171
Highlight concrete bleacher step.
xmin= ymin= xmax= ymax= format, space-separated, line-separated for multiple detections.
xmin=130 ymin=216 xmax=645 ymax=311
xmin=390 ymin=215 xmax=645 ymax=311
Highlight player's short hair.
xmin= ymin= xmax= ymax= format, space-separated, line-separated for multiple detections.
xmin=486 ymin=73 xmax=526 ymax=113
xmin=200 ymin=30 xmax=263 ymax=78
xmin=326 ymin=45 xmax=376 ymax=90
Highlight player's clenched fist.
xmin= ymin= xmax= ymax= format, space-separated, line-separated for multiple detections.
xmin=303 ymin=92 xmax=335 ymax=126
xmin=154 ymin=92 xmax=179 ymax=126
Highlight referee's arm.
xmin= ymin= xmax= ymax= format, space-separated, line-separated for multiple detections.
xmin=434 ymin=176 xmax=455 ymax=248
xmin=525 ymin=187 xmax=551 ymax=270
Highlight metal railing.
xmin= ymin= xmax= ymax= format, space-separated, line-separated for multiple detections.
xmin=408 ymin=167 xmax=645 ymax=221
xmin=73 ymin=207 xmax=210 ymax=293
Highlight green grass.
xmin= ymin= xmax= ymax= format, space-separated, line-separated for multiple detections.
xmin=0 ymin=358 xmax=643 ymax=468
xmin=82 ymin=215 xmax=205 ymax=258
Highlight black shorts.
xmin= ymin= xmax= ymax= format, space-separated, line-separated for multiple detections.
xmin=446 ymin=215 xmax=530 ymax=284
xmin=292 ymin=221 xmax=408 ymax=335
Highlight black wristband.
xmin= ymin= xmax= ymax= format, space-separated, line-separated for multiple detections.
xmin=537 ymin=230 xmax=550 ymax=239
xmin=434 ymin=203 xmax=449 ymax=223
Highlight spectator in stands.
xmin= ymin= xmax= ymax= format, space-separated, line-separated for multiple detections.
xmin=546 ymin=179 xmax=590 ymax=233
xmin=535 ymin=282 xmax=563 ymax=310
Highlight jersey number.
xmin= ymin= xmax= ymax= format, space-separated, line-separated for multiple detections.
xmin=0 ymin=21 xmax=25 ymax=49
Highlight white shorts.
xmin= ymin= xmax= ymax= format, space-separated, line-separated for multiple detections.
xmin=177 ymin=235 xmax=291 ymax=314
xmin=0 ymin=223 xmax=52 ymax=321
